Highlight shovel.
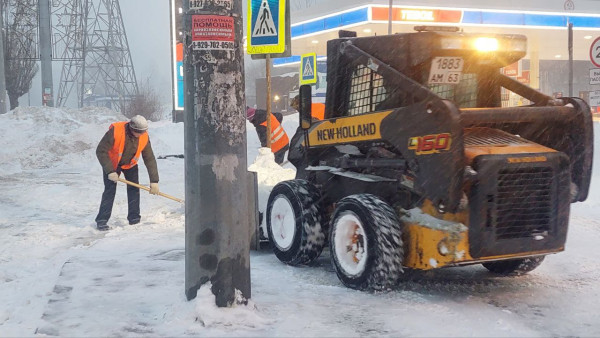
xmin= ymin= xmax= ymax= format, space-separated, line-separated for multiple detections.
xmin=118 ymin=178 xmax=184 ymax=204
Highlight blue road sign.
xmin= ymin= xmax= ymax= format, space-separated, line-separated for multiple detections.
xmin=300 ymin=53 xmax=317 ymax=85
xmin=247 ymin=0 xmax=286 ymax=54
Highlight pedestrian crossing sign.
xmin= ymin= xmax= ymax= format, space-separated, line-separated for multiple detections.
xmin=300 ymin=53 xmax=317 ymax=85
xmin=247 ymin=0 xmax=286 ymax=55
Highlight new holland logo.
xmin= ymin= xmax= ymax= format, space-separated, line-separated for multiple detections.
xmin=252 ymin=0 xmax=277 ymax=37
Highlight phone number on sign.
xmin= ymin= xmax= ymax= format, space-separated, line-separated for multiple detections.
xmin=193 ymin=41 xmax=235 ymax=50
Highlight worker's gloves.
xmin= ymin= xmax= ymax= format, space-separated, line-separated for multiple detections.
xmin=149 ymin=183 xmax=159 ymax=195
xmin=108 ymin=172 xmax=119 ymax=182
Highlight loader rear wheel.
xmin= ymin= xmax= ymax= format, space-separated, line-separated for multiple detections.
xmin=266 ymin=179 xmax=325 ymax=265
xmin=329 ymin=194 xmax=403 ymax=291
xmin=482 ymin=256 xmax=545 ymax=276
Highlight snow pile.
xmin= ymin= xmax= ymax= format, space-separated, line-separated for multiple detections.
xmin=248 ymin=147 xmax=295 ymax=185
xmin=400 ymin=207 xmax=467 ymax=232
xmin=194 ymin=283 xmax=272 ymax=329
xmin=0 ymin=106 xmax=125 ymax=174
xmin=248 ymin=148 xmax=296 ymax=231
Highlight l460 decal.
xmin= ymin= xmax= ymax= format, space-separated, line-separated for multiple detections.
xmin=408 ymin=133 xmax=452 ymax=155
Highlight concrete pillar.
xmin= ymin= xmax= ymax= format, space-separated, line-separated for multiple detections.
xmin=0 ymin=1 xmax=7 ymax=114
xmin=184 ymin=0 xmax=251 ymax=306
xmin=39 ymin=0 xmax=54 ymax=107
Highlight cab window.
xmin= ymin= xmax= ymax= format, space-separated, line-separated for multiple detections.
xmin=347 ymin=65 xmax=387 ymax=116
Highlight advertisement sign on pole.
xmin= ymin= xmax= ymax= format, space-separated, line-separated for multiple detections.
xmin=247 ymin=0 xmax=288 ymax=55
xmin=590 ymin=68 xmax=600 ymax=85
xmin=300 ymin=53 xmax=317 ymax=85
xmin=189 ymin=0 xmax=232 ymax=10
xmin=192 ymin=15 xmax=235 ymax=51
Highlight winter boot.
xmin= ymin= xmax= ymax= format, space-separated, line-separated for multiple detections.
xmin=96 ymin=222 xmax=109 ymax=231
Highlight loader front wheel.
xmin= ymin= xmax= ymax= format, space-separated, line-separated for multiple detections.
xmin=330 ymin=194 xmax=403 ymax=291
xmin=266 ymin=180 xmax=325 ymax=265
xmin=482 ymin=256 xmax=545 ymax=276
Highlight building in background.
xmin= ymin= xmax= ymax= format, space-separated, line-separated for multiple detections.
xmin=262 ymin=0 xmax=600 ymax=112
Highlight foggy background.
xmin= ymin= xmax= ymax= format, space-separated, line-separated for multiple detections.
xmin=26 ymin=1 xmax=172 ymax=108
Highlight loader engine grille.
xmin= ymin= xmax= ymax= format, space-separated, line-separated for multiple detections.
xmin=494 ymin=167 xmax=553 ymax=240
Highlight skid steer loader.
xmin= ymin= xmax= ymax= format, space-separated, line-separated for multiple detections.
xmin=265 ymin=28 xmax=593 ymax=290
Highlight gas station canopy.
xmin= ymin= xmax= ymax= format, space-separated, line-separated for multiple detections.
xmin=275 ymin=4 xmax=600 ymax=67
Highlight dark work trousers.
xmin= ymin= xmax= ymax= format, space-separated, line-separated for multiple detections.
xmin=95 ymin=165 xmax=140 ymax=225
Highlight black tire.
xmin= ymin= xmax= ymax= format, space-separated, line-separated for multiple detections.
xmin=329 ymin=194 xmax=403 ymax=291
xmin=266 ymin=179 xmax=325 ymax=265
xmin=482 ymin=256 xmax=545 ymax=276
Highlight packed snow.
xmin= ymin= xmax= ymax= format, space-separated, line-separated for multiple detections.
xmin=1 ymin=106 xmax=600 ymax=336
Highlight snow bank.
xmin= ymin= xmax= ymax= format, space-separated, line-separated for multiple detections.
xmin=0 ymin=107 xmax=124 ymax=174
xmin=194 ymin=283 xmax=272 ymax=329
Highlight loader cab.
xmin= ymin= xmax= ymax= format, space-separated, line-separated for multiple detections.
xmin=324 ymin=30 xmax=529 ymax=119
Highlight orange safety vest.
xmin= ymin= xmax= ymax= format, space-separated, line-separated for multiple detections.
xmin=107 ymin=121 xmax=148 ymax=170
xmin=312 ymin=103 xmax=325 ymax=120
xmin=260 ymin=114 xmax=289 ymax=153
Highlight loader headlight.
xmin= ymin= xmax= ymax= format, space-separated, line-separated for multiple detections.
xmin=473 ymin=37 xmax=499 ymax=52
xmin=438 ymin=35 xmax=527 ymax=53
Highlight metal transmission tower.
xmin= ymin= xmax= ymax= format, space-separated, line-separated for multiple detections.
xmin=56 ymin=0 xmax=138 ymax=111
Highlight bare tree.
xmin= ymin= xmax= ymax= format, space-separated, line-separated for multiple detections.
xmin=123 ymin=77 xmax=163 ymax=121
xmin=2 ymin=0 xmax=38 ymax=110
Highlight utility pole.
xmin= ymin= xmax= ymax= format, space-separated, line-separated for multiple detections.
xmin=39 ymin=0 xmax=54 ymax=107
xmin=0 ymin=1 xmax=7 ymax=114
xmin=184 ymin=0 xmax=251 ymax=306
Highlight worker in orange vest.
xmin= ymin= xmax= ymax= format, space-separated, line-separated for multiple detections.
xmin=290 ymin=95 xmax=325 ymax=120
xmin=247 ymin=107 xmax=290 ymax=164
xmin=94 ymin=115 xmax=159 ymax=231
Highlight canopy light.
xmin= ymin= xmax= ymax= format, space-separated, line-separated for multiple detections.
xmin=474 ymin=37 xmax=499 ymax=52
xmin=439 ymin=35 xmax=526 ymax=54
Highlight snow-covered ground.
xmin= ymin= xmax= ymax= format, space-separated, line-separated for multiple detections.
xmin=1 ymin=107 xmax=600 ymax=337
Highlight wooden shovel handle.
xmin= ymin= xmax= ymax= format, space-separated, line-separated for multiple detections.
xmin=118 ymin=178 xmax=184 ymax=204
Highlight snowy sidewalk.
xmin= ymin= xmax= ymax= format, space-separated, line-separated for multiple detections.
xmin=29 ymin=224 xmax=580 ymax=337
xmin=35 ymin=229 xmax=186 ymax=336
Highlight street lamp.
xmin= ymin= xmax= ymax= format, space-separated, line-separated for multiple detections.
xmin=273 ymin=94 xmax=280 ymax=111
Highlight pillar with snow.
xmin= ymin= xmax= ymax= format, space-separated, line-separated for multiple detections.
xmin=183 ymin=0 xmax=251 ymax=306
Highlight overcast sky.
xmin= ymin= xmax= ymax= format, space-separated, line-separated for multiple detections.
xmin=120 ymin=0 xmax=172 ymax=104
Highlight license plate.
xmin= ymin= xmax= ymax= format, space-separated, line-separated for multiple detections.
xmin=428 ymin=57 xmax=464 ymax=85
